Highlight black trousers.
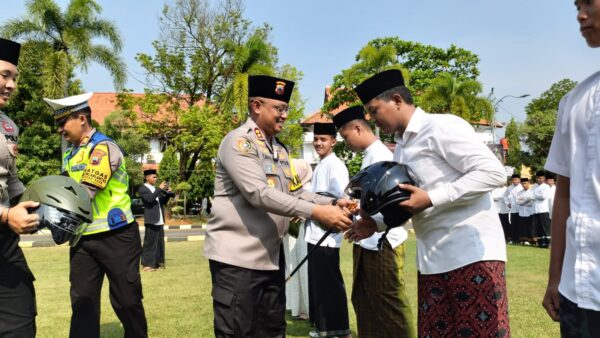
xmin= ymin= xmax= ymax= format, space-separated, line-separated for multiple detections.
xmin=509 ymin=213 xmax=519 ymax=243
xmin=69 ymin=222 xmax=147 ymax=338
xmin=209 ymin=251 xmax=286 ymax=338
xmin=141 ymin=224 xmax=165 ymax=268
xmin=499 ymin=213 xmax=510 ymax=242
xmin=560 ymin=293 xmax=600 ymax=338
xmin=533 ymin=212 xmax=551 ymax=246
xmin=0 ymin=266 xmax=36 ymax=338
xmin=307 ymin=243 xmax=350 ymax=337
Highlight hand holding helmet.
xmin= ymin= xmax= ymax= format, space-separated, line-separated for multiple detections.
xmin=345 ymin=161 xmax=416 ymax=229
xmin=20 ymin=175 xmax=93 ymax=246
xmin=4 ymin=201 xmax=40 ymax=234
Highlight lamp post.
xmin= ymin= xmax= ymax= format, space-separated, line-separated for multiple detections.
xmin=490 ymin=90 xmax=530 ymax=143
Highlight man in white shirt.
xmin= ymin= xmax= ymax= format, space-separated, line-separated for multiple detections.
xmin=305 ymin=122 xmax=351 ymax=338
xmin=516 ymin=178 xmax=534 ymax=245
xmin=351 ymin=69 xmax=509 ymax=337
xmin=492 ymin=183 xmax=510 ymax=242
xmin=333 ymin=106 xmax=414 ymax=338
xmin=546 ymin=173 xmax=556 ymax=220
xmin=504 ymin=174 xmax=523 ymax=244
xmin=532 ymin=171 xmax=551 ymax=247
xmin=543 ymin=1 xmax=600 ymax=335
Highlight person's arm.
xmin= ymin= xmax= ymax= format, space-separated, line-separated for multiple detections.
xmin=427 ymin=116 xmax=506 ymax=207
xmin=221 ymin=135 xmax=351 ymax=230
xmin=534 ymin=184 xmax=550 ymax=200
xmin=138 ymin=185 xmax=162 ymax=205
xmin=79 ymin=142 xmax=123 ymax=199
xmin=0 ymin=201 xmax=40 ymax=235
xmin=542 ymin=175 xmax=569 ymax=321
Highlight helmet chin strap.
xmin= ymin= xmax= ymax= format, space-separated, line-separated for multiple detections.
xmin=377 ymin=227 xmax=392 ymax=251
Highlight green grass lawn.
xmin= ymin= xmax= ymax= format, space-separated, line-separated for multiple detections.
xmin=22 ymin=234 xmax=559 ymax=337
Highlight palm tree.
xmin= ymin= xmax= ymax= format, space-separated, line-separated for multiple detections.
xmin=421 ymin=72 xmax=493 ymax=121
xmin=1 ymin=0 xmax=126 ymax=97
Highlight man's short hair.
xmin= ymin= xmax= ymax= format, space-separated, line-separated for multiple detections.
xmin=72 ymin=107 xmax=92 ymax=125
xmin=341 ymin=118 xmax=372 ymax=133
xmin=374 ymin=85 xmax=414 ymax=105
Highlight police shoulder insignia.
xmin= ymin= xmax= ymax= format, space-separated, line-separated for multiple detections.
xmin=235 ymin=137 xmax=255 ymax=156
xmin=254 ymin=128 xmax=265 ymax=140
xmin=81 ymin=144 xmax=111 ymax=189
xmin=266 ymin=175 xmax=278 ymax=188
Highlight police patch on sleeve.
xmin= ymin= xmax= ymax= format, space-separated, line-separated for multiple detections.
xmin=81 ymin=144 xmax=112 ymax=189
xmin=235 ymin=137 xmax=256 ymax=156
xmin=288 ymin=160 xmax=303 ymax=192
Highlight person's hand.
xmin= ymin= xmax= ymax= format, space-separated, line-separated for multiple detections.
xmin=311 ymin=204 xmax=352 ymax=232
xmin=398 ymin=184 xmax=432 ymax=216
xmin=542 ymin=281 xmax=561 ymax=321
xmin=344 ymin=213 xmax=377 ymax=242
xmin=6 ymin=201 xmax=40 ymax=234
xmin=159 ymin=181 xmax=168 ymax=190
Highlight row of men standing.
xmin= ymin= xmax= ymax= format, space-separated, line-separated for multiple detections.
xmin=204 ymin=69 xmax=510 ymax=337
xmin=495 ymin=171 xmax=556 ymax=247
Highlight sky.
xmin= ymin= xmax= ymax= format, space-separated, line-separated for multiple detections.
xmin=2 ymin=0 xmax=598 ymax=137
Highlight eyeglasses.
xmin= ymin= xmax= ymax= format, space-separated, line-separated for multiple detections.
xmin=257 ymin=100 xmax=289 ymax=114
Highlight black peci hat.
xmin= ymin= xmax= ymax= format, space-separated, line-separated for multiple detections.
xmin=354 ymin=69 xmax=405 ymax=105
xmin=313 ymin=122 xmax=337 ymax=136
xmin=248 ymin=75 xmax=294 ymax=103
xmin=511 ymin=174 xmax=520 ymax=179
xmin=535 ymin=170 xmax=546 ymax=177
xmin=143 ymin=169 xmax=157 ymax=176
xmin=332 ymin=106 xmax=366 ymax=129
xmin=0 ymin=38 xmax=21 ymax=66
xmin=521 ymin=177 xmax=529 ymax=182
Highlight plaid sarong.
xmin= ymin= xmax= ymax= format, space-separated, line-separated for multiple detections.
xmin=352 ymin=240 xmax=415 ymax=338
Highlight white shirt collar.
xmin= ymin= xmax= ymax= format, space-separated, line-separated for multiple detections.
xmin=394 ymin=107 xmax=426 ymax=145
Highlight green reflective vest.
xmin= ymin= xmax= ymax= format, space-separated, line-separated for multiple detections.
xmin=62 ymin=131 xmax=134 ymax=235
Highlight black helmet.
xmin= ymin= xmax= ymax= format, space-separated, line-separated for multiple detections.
xmin=345 ymin=161 xmax=414 ymax=228
xmin=21 ymin=175 xmax=93 ymax=246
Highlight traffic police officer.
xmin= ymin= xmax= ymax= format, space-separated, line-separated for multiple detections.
xmin=44 ymin=93 xmax=147 ymax=338
xmin=0 ymin=37 xmax=42 ymax=338
xmin=204 ymin=75 xmax=353 ymax=338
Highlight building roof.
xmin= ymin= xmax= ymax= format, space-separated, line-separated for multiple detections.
xmin=87 ymin=92 xmax=204 ymax=125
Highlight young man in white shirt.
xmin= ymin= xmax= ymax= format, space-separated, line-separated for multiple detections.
xmin=305 ymin=122 xmax=351 ymax=338
xmin=492 ymin=182 xmax=510 ymax=243
xmin=543 ymin=1 xmax=600 ymax=335
xmin=532 ymin=171 xmax=551 ymax=247
xmin=546 ymin=173 xmax=556 ymax=220
xmin=351 ymin=69 xmax=509 ymax=337
xmin=333 ymin=106 xmax=415 ymax=338
xmin=504 ymin=174 xmax=523 ymax=244
xmin=516 ymin=178 xmax=534 ymax=245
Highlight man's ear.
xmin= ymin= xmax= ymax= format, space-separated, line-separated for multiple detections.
xmin=393 ymin=93 xmax=404 ymax=107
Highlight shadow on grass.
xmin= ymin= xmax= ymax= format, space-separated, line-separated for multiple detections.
xmin=100 ymin=322 xmax=123 ymax=337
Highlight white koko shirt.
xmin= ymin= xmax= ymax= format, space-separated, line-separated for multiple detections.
xmin=393 ymin=108 xmax=507 ymax=275
xmin=545 ymin=70 xmax=600 ymax=311
xmin=305 ymin=152 xmax=349 ymax=248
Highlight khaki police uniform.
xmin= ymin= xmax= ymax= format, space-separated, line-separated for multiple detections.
xmin=0 ymin=112 xmax=36 ymax=337
xmin=205 ymin=117 xmax=331 ymax=337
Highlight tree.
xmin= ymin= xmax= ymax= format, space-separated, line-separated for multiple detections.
xmin=158 ymin=146 xmax=180 ymax=187
xmin=420 ymin=72 xmax=493 ymax=121
xmin=323 ymin=37 xmax=483 ymax=113
xmin=1 ymin=0 xmax=126 ymax=96
xmin=522 ymin=79 xmax=577 ymax=171
xmin=504 ymin=118 xmax=522 ymax=169
xmin=127 ymin=0 xmax=300 ymax=190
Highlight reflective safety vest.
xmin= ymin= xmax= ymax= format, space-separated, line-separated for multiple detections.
xmin=63 ymin=131 xmax=134 ymax=235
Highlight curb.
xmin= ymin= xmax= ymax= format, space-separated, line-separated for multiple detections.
xmin=19 ymin=227 xmax=205 ymax=248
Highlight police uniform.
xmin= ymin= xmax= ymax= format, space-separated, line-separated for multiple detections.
xmin=333 ymin=107 xmax=415 ymax=338
xmin=44 ymin=94 xmax=147 ymax=338
xmin=204 ymin=75 xmax=332 ymax=338
xmin=0 ymin=38 xmax=37 ymax=338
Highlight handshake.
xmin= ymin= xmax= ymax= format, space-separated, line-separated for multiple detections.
xmin=310 ymin=198 xmax=360 ymax=233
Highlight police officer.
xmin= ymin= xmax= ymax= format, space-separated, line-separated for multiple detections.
xmin=204 ymin=75 xmax=353 ymax=338
xmin=0 ymin=37 xmax=42 ymax=338
xmin=44 ymin=93 xmax=147 ymax=338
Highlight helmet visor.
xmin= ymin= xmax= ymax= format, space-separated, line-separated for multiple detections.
xmin=36 ymin=204 xmax=88 ymax=246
